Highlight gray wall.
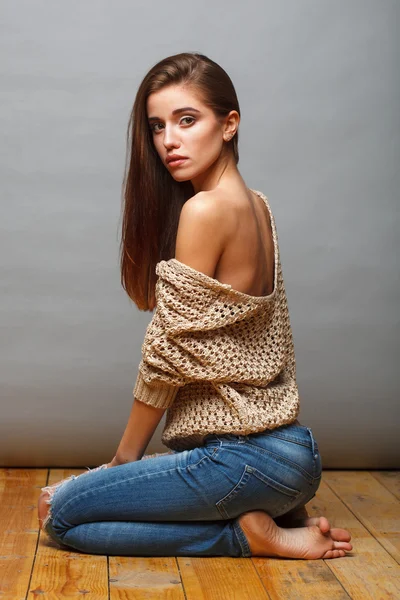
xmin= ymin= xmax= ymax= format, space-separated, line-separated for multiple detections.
xmin=1 ymin=1 xmax=398 ymax=468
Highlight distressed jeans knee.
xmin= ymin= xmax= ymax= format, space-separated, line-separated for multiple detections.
xmin=40 ymin=464 xmax=109 ymax=543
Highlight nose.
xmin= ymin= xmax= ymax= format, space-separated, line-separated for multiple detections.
xmin=161 ymin=124 xmax=180 ymax=149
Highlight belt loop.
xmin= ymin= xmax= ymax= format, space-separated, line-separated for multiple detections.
xmin=237 ymin=435 xmax=247 ymax=444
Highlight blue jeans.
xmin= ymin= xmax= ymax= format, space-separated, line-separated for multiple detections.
xmin=43 ymin=422 xmax=322 ymax=557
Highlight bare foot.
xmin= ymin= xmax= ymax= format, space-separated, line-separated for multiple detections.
xmin=238 ymin=510 xmax=353 ymax=559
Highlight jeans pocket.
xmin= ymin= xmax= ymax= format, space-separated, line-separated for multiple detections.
xmin=215 ymin=464 xmax=302 ymax=520
xmin=184 ymin=443 xmax=221 ymax=470
xmin=203 ymin=444 xmax=220 ymax=460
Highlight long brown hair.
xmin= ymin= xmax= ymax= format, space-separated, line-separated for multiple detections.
xmin=119 ymin=52 xmax=241 ymax=311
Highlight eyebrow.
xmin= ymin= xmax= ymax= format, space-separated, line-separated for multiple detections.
xmin=147 ymin=106 xmax=201 ymax=122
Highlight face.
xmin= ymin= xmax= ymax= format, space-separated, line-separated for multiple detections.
xmin=146 ymin=84 xmax=235 ymax=185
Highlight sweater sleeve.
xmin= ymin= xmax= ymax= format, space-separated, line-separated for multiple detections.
xmin=132 ymin=298 xmax=189 ymax=409
xmin=133 ymin=367 xmax=180 ymax=409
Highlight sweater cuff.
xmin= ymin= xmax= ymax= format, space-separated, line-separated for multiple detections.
xmin=133 ymin=371 xmax=179 ymax=409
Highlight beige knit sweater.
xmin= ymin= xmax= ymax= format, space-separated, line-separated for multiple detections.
xmin=133 ymin=190 xmax=300 ymax=451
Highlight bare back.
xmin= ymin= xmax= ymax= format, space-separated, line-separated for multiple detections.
xmin=214 ymin=188 xmax=275 ymax=298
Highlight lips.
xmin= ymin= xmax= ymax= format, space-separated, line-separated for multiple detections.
xmin=166 ymin=155 xmax=188 ymax=164
xmin=167 ymin=158 xmax=188 ymax=168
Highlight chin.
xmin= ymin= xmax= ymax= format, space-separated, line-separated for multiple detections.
xmin=170 ymin=164 xmax=206 ymax=183
xmin=171 ymin=174 xmax=192 ymax=183
xmin=168 ymin=167 xmax=194 ymax=182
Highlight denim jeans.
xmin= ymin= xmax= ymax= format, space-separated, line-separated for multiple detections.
xmin=42 ymin=422 xmax=322 ymax=557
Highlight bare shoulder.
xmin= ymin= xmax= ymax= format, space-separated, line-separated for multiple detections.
xmin=174 ymin=189 xmax=230 ymax=278
xmin=180 ymin=188 xmax=227 ymax=217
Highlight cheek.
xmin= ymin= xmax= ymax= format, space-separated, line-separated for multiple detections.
xmin=193 ymin=123 xmax=218 ymax=144
xmin=187 ymin=126 xmax=222 ymax=156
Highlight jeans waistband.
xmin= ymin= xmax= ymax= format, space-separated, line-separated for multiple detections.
xmin=203 ymin=420 xmax=302 ymax=445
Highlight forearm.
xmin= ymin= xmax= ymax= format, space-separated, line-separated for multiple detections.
xmin=114 ymin=396 xmax=166 ymax=463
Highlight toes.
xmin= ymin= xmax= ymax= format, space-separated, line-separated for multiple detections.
xmin=318 ymin=516 xmax=331 ymax=533
xmin=301 ymin=516 xmax=329 ymax=530
xmin=330 ymin=527 xmax=352 ymax=542
xmin=333 ymin=540 xmax=353 ymax=551
xmin=322 ymin=542 xmax=352 ymax=558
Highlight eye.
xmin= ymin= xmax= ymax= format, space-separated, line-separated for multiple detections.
xmin=180 ymin=116 xmax=195 ymax=125
xmin=149 ymin=122 xmax=165 ymax=133
xmin=149 ymin=116 xmax=195 ymax=134
xmin=150 ymin=123 xmax=163 ymax=133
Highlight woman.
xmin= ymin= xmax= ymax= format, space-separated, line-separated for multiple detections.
xmin=38 ymin=52 xmax=352 ymax=559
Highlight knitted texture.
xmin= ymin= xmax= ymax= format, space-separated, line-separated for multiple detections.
xmin=133 ymin=190 xmax=300 ymax=451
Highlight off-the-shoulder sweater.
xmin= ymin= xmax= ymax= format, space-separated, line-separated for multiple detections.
xmin=133 ymin=190 xmax=300 ymax=451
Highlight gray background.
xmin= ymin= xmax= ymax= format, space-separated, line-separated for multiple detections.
xmin=1 ymin=0 xmax=399 ymax=468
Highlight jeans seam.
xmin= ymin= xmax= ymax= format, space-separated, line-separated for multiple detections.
xmin=233 ymin=442 xmax=315 ymax=485
xmin=267 ymin=433 xmax=313 ymax=448
xmin=232 ymin=519 xmax=252 ymax=557
xmin=50 ymin=458 xmax=218 ymax=525
xmin=306 ymin=428 xmax=316 ymax=457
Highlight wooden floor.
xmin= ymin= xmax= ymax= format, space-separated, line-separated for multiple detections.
xmin=1 ymin=468 xmax=399 ymax=599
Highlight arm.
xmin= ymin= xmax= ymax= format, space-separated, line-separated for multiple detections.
xmin=112 ymin=396 xmax=166 ymax=463
xmin=130 ymin=191 xmax=229 ymax=409
xmin=111 ymin=192 xmax=228 ymax=465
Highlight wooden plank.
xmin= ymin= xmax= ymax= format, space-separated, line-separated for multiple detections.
xmin=178 ymin=556 xmax=269 ymax=599
xmin=371 ymin=470 xmax=400 ymax=500
xmin=252 ymin=558 xmax=351 ymax=600
xmin=0 ymin=468 xmax=47 ymax=600
xmin=319 ymin=473 xmax=400 ymax=598
xmin=324 ymin=470 xmax=400 ymax=564
xmin=29 ymin=468 xmax=110 ymax=598
xmin=30 ymin=543 xmax=109 ymax=598
xmin=109 ymin=556 xmax=186 ymax=598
